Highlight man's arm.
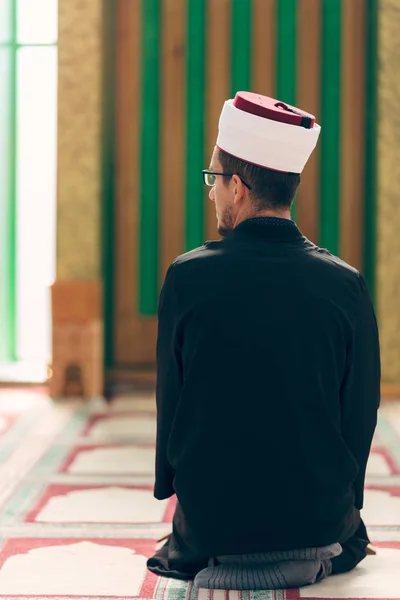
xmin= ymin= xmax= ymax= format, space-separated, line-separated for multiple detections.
xmin=154 ymin=265 xmax=182 ymax=500
xmin=340 ymin=274 xmax=381 ymax=510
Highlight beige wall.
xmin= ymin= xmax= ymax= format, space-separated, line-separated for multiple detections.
xmin=377 ymin=0 xmax=400 ymax=383
xmin=57 ymin=0 xmax=103 ymax=280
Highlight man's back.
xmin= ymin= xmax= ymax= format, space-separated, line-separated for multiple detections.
xmin=155 ymin=218 xmax=380 ymax=558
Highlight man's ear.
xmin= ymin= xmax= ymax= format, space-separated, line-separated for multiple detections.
xmin=232 ymin=175 xmax=246 ymax=204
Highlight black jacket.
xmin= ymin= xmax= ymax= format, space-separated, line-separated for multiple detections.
xmin=154 ymin=218 xmax=380 ymax=558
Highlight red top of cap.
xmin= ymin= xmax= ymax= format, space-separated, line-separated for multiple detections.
xmin=233 ymin=92 xmax=316 ymax=129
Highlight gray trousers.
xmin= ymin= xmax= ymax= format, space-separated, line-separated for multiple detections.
xmin=193 ymin=543 xmax=342 ymax=590
xmin=147 ymin=517 xmax=369 ymax=589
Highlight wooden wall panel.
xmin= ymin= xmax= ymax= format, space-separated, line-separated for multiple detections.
xmin=109 ymin=0 xmax=376 ymax=368
xmin=252 ymin=0 xmax=275 ymax=97
xmin=205 ymin=0 xmax=231 ymax=242
xmin=115 ymin=0 xmax=139 ymax=320
xmin=114 ymin=0 xmax=157 ymax=364
xmin=114 ymin=0 xmax=140 ymax=363
xmin=297 ymin=0 xmax=321 ymax=244
xmin=160 ymin=0 xmax=186 ymax=280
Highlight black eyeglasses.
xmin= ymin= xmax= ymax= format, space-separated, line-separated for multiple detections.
xmin=202 ymin=170 xmax=252 ymax=190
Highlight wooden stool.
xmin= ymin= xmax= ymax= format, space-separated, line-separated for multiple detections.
xmin=50 ymin=281 xmax=103 ymax=399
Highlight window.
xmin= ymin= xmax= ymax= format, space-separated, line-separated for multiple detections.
xmin=0 ymin=0 xmax=57 ymax=382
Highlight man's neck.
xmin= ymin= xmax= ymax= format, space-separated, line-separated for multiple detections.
xmin=234 ymin=209 xmax=291 ymax=229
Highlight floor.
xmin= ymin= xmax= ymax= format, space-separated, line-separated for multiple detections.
xmin=0 ymin=388 xmax=399 ymax=600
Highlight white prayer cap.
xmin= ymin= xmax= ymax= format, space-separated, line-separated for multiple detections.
xmin=216 ymin=91 xmax=321 ymax=174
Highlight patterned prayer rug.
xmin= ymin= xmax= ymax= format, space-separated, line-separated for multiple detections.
xmin=0 ymin=387 xmax=399 ymax=600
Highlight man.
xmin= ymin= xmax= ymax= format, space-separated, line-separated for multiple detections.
xmin=147 ymin=92 xmax=380 ymax=590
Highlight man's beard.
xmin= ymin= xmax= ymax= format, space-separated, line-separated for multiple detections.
xmin=217 ymin=204 xmax=235 ymax=237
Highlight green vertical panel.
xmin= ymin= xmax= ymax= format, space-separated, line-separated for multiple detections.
xmin=0 ymin=0 xmax=17 ymax=361
xmin=101 ymin=0 xmax=116 ymax=369
xmin=276 ymin=0 xmax=297 ymax=218
xmin=231 ymin=0 xmax=252 ymax=96
xmin=139 ymin=0 xmax=160 ymax=315
xmin=185 ymin=0 xmax=206 ymax=251
xmin=276 ymin=0 xmax=297 ymax=105
xmin=319 ymin=0 xmax=341 ymax=255
xmin=364 ymin=0 xmax=377 ymax=302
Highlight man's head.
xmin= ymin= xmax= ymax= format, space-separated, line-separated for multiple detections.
xmin=208 ymin=146 xmax=301 ymax=236
xmin=208 ymin=92 xmax=321 ymax=235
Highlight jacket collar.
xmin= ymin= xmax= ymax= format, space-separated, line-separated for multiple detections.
xmin=229 ymin=217 xmax=304 ymax=242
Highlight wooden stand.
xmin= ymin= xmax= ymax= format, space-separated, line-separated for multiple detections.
xmin=50 ymin=281 xmax=103 ymax=399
